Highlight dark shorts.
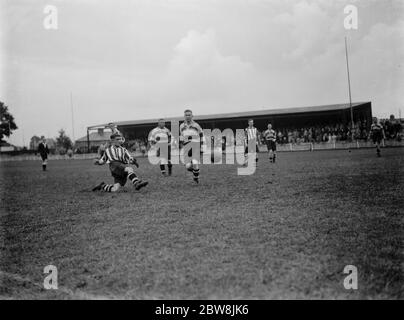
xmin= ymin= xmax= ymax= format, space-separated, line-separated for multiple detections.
xmin=40 ymin=153 xmax=48 ymax=161
xmin=244 ymin=145 xmax=259 ymax=154
xmin=372 ymin=133 xmax=383 ymax=144
xmin=266 ymin=140 xmax=276 ymax=151
xmin=109 ymin=161 xmax=128 ymax=186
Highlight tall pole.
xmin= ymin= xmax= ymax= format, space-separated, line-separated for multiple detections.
xmin=87 ymin=128 xmax=90 ymax=153
xmin=345 ymin=37 xmax=355 ymax=142
xmin=70 ymin=92 xmax=75 ymax=143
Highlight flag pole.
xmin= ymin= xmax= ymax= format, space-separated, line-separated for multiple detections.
xmin=345 ymin=37 xmax=354 ymax=142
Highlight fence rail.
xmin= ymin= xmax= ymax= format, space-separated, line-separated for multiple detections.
xmin=1 ymin=140 xmax=403 ymax=162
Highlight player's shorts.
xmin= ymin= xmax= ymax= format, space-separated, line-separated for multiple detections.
xmin=244 ymin=144 xmax=259 ymax=154
xmin=109 ymin=161 xmax=128 ymax=186
xmin=372 ymin=133 xmax=383 ymax=144
xmin=266 ymin=140 xmax=276 ymax=151
xmin=40 ymin=153 xmax=48 ymax=161
xmin=156 ymin=145 xmax=171 ymax=163
xmin=181 ymin=141 xmax=202 ymax=163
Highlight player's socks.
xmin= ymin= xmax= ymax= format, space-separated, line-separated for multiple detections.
xmin=102 ymin=184 xmax=114 ymax=192
xmin=128 ymin=173 xmax=140 ymax=185
xmin=192 ymin=168 xmax=200 ymax=183
xmin=168 ymin=163 xmax=173 ymax=175
xmin=160 ymin=164 xmax=166 ymax=175
xmin=42 ymin=164 xmax=46 ymax=171
xmin=128 ymin=172 xmax=148 ymax=190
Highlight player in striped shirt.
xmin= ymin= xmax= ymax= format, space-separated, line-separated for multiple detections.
xmin=368 ymin=117 xmax=386 ymax=157
xmin=244 ymin=119 xmax=260 ymax=166
xmin=149 ymin=119 xmax=173 ymax=176
xmin=180 ymin=109 xmax=204 ymax=184
xmin=92 ymin=133 xmax=148 ymax=192
xmin=263 ymin=123 xmax=277 ymax=163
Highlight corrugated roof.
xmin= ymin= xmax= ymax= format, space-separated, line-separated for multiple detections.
xmin=76 ymin=131 xmax=112 ymax=142
xmin=88 ymin=102 xmax=370 ymax=129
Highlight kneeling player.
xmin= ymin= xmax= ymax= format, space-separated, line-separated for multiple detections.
xmin=369 ymin=118 xmax=385 ymax=157
xmin=92 ymin=133 xmax=148 ymax=192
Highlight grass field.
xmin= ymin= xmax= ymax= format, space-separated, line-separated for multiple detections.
xmin=0 ymin=148 xmax=403 ymax=299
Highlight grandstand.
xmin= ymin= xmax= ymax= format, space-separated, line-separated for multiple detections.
xmin=82 ymin=102 xmax=372 ymax=151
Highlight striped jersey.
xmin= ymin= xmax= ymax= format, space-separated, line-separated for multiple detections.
xmin=263 ymin=129 xmax=276 ymax=142
xmin=371 ymin=123 xmax=384 ymax=134
xmin=180 ymin=120 xmax=203 ymax=144
xmin=99 ymin=145 xmax=133 ymax=164
xmin=245 ymin=127 xmax=259 ymax=144
xmin=149 ymin=127 xmax=171 ymax=144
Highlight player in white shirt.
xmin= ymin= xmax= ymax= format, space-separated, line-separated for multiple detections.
xmin=368 ymin=117 xmax=386 ymax=157
xmin=149 ymin=119 xmax=173 ymax=176
xmin=263 ymin=123 xmax=277 ymax=163
xmin=244 ymin=119 xmax=260 ymax=166
xmin=179 ymin=109 xmax=204 ymax=184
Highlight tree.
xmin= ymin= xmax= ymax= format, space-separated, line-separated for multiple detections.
xmin=56 ymin=129 xmax=73 ymax=151
xmin=0 ymin=101 xmax=18 ymax=142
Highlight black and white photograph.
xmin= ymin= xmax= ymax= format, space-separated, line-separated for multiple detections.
xmin=0 ymin=0 xmax=403 ymax=303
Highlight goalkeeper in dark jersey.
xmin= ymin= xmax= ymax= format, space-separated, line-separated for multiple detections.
xmin=92 ymin=133 xmax=148 ymax=192
xmin=369 ymin=117 xmax=386 ymax=157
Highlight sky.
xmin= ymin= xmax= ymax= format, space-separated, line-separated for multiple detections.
xmin=1 ymin=0 xmax=403 ymax=146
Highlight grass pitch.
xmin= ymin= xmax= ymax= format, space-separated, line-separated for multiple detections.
xmin=0 ymin=148 xmax=403 ymax=299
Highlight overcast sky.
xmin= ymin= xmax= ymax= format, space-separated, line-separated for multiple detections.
xmin=1 ymin=0 xmax=403 ymax=146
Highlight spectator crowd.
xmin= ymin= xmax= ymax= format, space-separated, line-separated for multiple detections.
xmin=114 ymin=115 xmax=404 ymax=152
xmin=263 ymin=116 xmax=403 ymax=145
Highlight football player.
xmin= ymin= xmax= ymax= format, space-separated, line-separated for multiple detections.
xmin=38 ymin=136 xmax=49 ymax=171
xmin=92 ymin=133 xmax=148 ymax=192
xmin=263 ymin=123 xmax=277 ymax=163
xmin=369 ymin=117 xmax=385 ymax=157
xmin=244 ymin=119 xmax=260 ymax=166
xmin=149 ymin=119 xmax=173 ymax=176
xmin=180 ymin=109 xmax=204 ymax=184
